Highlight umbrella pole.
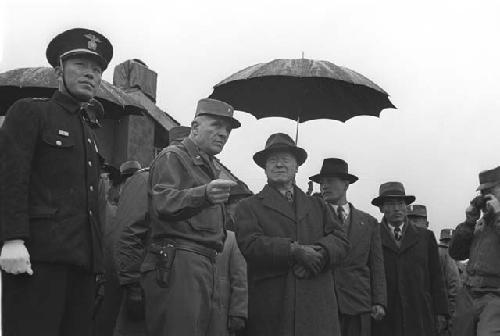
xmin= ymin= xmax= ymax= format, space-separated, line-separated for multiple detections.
xmin=295 ymin=116 xmax=300 ymax=144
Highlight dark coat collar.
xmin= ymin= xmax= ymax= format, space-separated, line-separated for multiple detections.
xmin=257 ymin=184 xmax=310 ymax=222
xmin=52 ymin=90 xmax=82 ymax=114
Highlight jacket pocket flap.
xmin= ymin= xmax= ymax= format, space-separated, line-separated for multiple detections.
xmin=29 ymin=206 xmax=57 ymax=219
xmin=42 ymin=132 xmax=75 ymax=148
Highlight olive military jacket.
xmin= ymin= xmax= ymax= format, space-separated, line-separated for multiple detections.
xmin=142 ymin=138 xmax=226 ymax=273
xmin=0 ymin=91 xmax=103 ymax=273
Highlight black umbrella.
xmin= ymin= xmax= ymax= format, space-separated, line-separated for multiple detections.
xmin=210 ymin=58 xmax=395 ymax=139
xmin=0 ymin=67 xmax=146 ymax=118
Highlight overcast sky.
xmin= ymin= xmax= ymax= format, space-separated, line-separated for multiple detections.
xmin=2 ymin=0 xmax=500 ymax=238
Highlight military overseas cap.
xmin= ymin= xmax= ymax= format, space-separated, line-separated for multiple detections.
xmin=406 ymin=204 xmax=427 ymax=218
xmin=120 ymin=160 xmax=142 ymax=176
xmin=169 ymin=126 xmax=191 ymax=144
xmin=477 ymin=166 xmax=500 ymax=191
xmin=440 ymin=228 xmax=454 ymax=241
xmin=371 ymin=181 xmax=416 ymax=207
xmin=253 ymin=133 xmax=307 ymax=169
xmin=46 ymin=28 xmax=113 ymax=70
xmin=309 ymin=158 xmax=359 ymax=184
xmin=195 ymin=98 xmax=241 ymax=129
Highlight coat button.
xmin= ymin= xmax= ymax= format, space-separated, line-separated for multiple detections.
xmin=89 ymin=210 xmax=93 ymax=216
xmin=56 ymin=140 xmax=62 ymax=146
xmin=89 ymin=186 xmax=94 ymax=192
xmin=88 ymin=161 xmax=92 ymax=167
xmin=87 ymin=138 xmax=92 ymax=143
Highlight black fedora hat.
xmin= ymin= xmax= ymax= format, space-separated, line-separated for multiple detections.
xmin=309 ymin=158 xmax=358 ymax=184
xmin=371 ymin=181 xmax=416 ymax=207
xmin=253 ymin=133 xmax=307 ymax=169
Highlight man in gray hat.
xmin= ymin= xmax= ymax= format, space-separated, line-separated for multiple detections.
xmin=371 ymin=182 xmax=448 ymax=336
xmin=407 ymin=204 xmax=430 ymax=229
xmin=309 ymin=158 xmax=386 ymax=336
xmin=142 ymin=98 xmax=240 ymax=335
xmin=0 ymin=27 xmax=112 ymax=335
xmin=449 ymin=166 xmax=500 ymax=336
xmin=235 ymin=133 xmax=350 ymax=336
xmin=437 ymin=229 xmax=460 ymax=336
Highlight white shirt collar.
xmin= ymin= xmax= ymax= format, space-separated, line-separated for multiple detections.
xmin=330 ymin=203 xmax=350 ymax=217
xmin=387 ymin=222 xmax=405 ymax=235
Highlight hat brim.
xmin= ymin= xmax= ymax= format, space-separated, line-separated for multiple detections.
xmin=197 ymin=113 xmax=241 ymax=129
xmin=309 ymin=173 xmax=358 ymax=184
xmin=371 ymin=195 xmax=416 ymax=207
xmin=477 ymin=181 xmax=500 ymax=191
xmin=253 ymin=145 xmax=307 ymax=169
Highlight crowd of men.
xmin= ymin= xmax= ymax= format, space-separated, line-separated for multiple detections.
xmin=0 ymin=27 xmax=499 ymax=336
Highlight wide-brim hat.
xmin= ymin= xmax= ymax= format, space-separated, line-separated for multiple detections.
xmin=309 ymin=158 xmax=358 ymax=184
xmin=477 ymin=166 xmax=500 ymax=191
xmin=253 ymin=133 xmax=307 ymax=169
xmin=195 ymin=98 xmax=241 ymax=129
xmin=371 ymin=181 xmax=416 ymax=207
xmin=46 ymin=28 xmax=113 ymax=70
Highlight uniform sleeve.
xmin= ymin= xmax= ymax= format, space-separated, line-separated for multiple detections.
xmin=0 ymin=100 xmax=41 ymax=242
xmin=448 ymin=221 xmax=475 ymax=260
xmin=444 ymin=252 xmax=460 ymax=315
xmin=234 ymin=199 xmax=292 ymax=270
xmin=428 ymin=231 xmax=449 ymax=316
xmin=369 ymin=218 xmax=387 ymax=308
xmin=227 ymin=233 xmax=248 ymax=319
xmin=150 ymin=151 xmax=211 ymax=221
xmin=314 ymin=200 xmax=350 ymax=267
xmin=114 ymin=172 xmax=150 ymax=285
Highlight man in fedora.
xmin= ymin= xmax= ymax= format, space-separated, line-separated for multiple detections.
xmin=449 ymin=166 xmax=500 ymax=336
xmin=309 ymin=158 xmax=386 ymax=336
xmin=142 ymin=98 xmax=240 ymax=335
xmin=437 ymin=229 xmax=460 ymax=336
xmin=371 ymin=182 xmax=448 ymax=336
xmin=234 ymin=133 xmax=350 ymax=336
xmin=0 ymin=28 xmax=112 ymax=335
xmin=407 ymin=204 xmax=430 ymax=229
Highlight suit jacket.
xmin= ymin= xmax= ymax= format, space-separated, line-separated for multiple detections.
xmin=372 ymin=220 xmax=448 ymax=336
xmin=235 ymin=185 xmax=350 ymax=336
xmin=334 ymin=204 xmax=387 ymax=315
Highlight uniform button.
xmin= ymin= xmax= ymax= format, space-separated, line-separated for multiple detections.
xmin=89 ymin=210 xmax=93 ymax=216
xmin=89 ymin=186 xmax=94 ymax=191
xmin=56 ymin=140 xmax=62 ymax=146
xmin=87 ymin=138 xmax=92 ymax=143
xmin=88 ymin=161 xmax=92 ymax=167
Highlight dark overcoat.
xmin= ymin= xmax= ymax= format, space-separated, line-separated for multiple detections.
xmin=334 ymin=204 xmax=387 ymax=315
xmin=0 ymin=92 xmax=103 ymax=272
xmin=372 ymin=220 xmax=448 ymax=336
xmin=235 ymin=185 xmax=350 ymax=336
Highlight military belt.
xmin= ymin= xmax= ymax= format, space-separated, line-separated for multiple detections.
xmin=152 ymin=238 xmax=217 ymax=263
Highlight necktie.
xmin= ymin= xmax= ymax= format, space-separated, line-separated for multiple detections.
xmin=285 ymin=190 xmax=294 ymax=203
xmin=337 ymin=206 xmax=345 ymax=224
xmin=394 ymin=226 xmax=402 ymax=241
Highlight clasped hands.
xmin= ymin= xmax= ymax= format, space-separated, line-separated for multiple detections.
xmin=291 ymin=242 xmax=327 ymax=279
xmin=0 ymin=240 xmax=33 ymax=275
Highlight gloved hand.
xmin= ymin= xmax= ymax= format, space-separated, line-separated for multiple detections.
xmin=290 ymin=242 xmax=323 ymax=275
xmin=228 ymin=316 xmax=246 ymax=332
xmin=465 ymin=204 xmax=481 ymax=225
xmin=292 ymin=264 xmax=311 ymax=279
xmin=0 ymin=240 xmax=33 ymax=275
xmin=125 ymin=283 xmax=145 ymax=321
xmin=206 ymin=179 xmax=237 ymax=204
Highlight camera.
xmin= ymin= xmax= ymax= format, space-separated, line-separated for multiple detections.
xmin=470 ymin=195 xmax=487 ymax=212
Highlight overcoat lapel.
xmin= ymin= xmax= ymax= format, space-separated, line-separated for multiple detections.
xmin=258 ymin=185 xmax=296 ymax=222
xmin=347 ymin=204 xmax=364 ymax=242
xmin=380 ymin=220 xmax=400 ymax=253
xmin=399 ymin=222 xmax=419 ymax=253
xmin=294 ymin=187 xmax=312 ymax=223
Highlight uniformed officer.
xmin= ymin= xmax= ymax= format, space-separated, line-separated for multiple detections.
xmin=0 ymin=28 xmax=112 ymax=336
xmin=142 ymin=98 xmax=240 ymax=335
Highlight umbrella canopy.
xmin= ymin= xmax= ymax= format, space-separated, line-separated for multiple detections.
xmin=0 ymin=67 xmax=146 ymax=118
xmin=210 ymin=58 xmax=395 ymax=123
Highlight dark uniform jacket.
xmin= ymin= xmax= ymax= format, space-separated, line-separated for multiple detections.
xmin=0 ymin=91 xmax=103 ymax=273
xmin=438 ymin=244 xmax=460 ymax=315
xmin=235 ymin=185 xmax=350 ymax=336
xmin=449 ymin=215 xmax=500 ymax=289
xmin=334 ymin=204 xmax=387 ymax=315
xmin=372 ymin=220 xmax=448 ymax=336
xmin=142 ymin=138 xmax=226 ymax=271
